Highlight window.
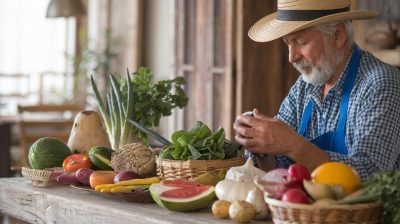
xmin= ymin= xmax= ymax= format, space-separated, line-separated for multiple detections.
xmin=0 ymin=0 xmax=76 ymax=115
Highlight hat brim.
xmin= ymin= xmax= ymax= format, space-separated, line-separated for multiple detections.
xmin=248 ymin=10 xmax=378 ymax=42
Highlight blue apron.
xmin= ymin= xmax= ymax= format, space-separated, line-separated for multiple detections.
xmin=298 ymin=47 xmax=361 ymax=155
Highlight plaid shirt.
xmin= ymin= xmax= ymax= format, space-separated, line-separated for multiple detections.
xmin=248 ymin=46 xmax=400 ymax=180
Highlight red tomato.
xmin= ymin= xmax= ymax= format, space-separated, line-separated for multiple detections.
xmin=62 ymin=154 xmax=92 ymax=172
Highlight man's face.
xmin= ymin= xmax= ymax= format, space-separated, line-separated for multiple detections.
xmin=283 ymin=28 xmax=340 ymax=85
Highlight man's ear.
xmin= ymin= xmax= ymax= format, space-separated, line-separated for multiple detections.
xmin=334 ymin=22 xmax=347 ymax=49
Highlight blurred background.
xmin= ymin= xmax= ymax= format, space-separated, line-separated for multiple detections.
xmin=0 ymin=0 xmax=399 ymax=178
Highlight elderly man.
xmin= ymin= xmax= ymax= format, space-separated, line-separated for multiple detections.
xmin=233 ymin=0 xmax=400 ymax=180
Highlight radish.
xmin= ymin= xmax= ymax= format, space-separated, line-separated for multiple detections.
xmin=255 ymin=168 xmax=303 ymax=199
xmin=287 ymin=163 xmax=311 ymax=182
xmin=282 ymin=188 xmax=309 ymax=204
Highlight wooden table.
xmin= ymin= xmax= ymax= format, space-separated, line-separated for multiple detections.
xmin=0 ymin=178 xmax=272 ymax=224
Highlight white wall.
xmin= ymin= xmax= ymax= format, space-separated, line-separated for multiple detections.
xmin=142 ymin=0 xmax=174 ymax=80
xmin=142 ymin=0 xmax=179 ymax=141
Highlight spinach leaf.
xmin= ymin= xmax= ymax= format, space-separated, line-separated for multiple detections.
xmin=160 ymin=121 xmax=242 ymax=160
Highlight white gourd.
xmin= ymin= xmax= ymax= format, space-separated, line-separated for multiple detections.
xmin=245 ymin=188 xmax=270 ymax=220
xmin=225 ymin=158 xmax=266 ymax=181
xmin=215 ymin=179 xmax=256 ymax=202
xmin=67 ymin=110 xmax=111 ymax=154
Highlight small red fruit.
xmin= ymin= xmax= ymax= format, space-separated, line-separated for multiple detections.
xmin=287 ymin=163 xmax=311 ymax=182
xmin=282 ymin=189 xmax=309 ymax=204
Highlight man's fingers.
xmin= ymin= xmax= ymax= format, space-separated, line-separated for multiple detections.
xmin=234 ymin=134 xmax=256 ymax=148
xmin=235 ymin=114 xmax=250 ymax=125
xmin=233 ymin=122 xmax=254 ymax=138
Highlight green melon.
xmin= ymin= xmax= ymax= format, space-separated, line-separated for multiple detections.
xmin=89 ymin=146 xmax=114 ymax=170
xmin=150 ymin=179 xmax=216 ymax=212
xmin=28 ymin=137 xmax=72 ymax=170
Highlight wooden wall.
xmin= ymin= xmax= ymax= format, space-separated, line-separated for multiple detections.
xmin=235 ymin=0 xmax=298 ymax=117
xmin=171 ymin=0 xmax=299 ymax=137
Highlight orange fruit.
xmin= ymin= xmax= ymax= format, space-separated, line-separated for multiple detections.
xmin=311 ymin=162 xmax=361 ymax=196
xmin=89 ymin=171 xmax=116 ymax=189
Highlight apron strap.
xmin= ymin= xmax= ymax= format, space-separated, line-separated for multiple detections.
xmin=337 ymin=47 xmax=361 ymax=132
xmin=299 ymin=100 xmax=313 ymax=136
xmin=299 ymin=46 xmax=362 ymax=137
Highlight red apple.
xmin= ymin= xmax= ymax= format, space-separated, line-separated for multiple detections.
xmin=287 ymin=163 xmax=311 ymax=182
xmin=282 ymin=188 xmax=309 ymax=204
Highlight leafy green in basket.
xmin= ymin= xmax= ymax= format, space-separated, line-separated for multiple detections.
xmin=336 ymin=171 xmax=400 ymax=224
xmin=160 ymin=121 xmax=242 ymax=160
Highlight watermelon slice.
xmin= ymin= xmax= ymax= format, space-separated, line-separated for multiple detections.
xmin=150 ymin=179 xmax=216 ymax=212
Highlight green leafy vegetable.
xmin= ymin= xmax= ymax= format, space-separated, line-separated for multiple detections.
xmin=160 ymin=121 xmax=242 ymax=160
xmin=363 ymin=171 xmax=400 ymax=224
xmin=91 ymin=67 xmax=188 ymax=150
xmin=336 ymin=171 xmax=400 ymax=224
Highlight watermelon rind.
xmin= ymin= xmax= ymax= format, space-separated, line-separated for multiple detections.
xmin=150 ymin=183 xmax=216 ymax=212
xmin=89 ymin=146 xmax=114 ymax=170
xmin=28 ymin=137 xmax=72 ymax=170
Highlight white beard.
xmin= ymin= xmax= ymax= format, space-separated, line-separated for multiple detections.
xmin=293 ymin=36 xmax=344 ymax=85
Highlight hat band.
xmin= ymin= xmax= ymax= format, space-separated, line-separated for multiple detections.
xmin=277 ymin=6 xmax=350 ymax=21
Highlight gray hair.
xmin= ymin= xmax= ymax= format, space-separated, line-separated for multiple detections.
xmin=311 ymin=21 xmax=354 ymax=48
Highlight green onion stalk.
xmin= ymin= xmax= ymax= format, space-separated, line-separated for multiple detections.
xmin=90 ymin=67 xmax=188 ymax=151
xmin=90 ymin=69 xmax=134 ymax=150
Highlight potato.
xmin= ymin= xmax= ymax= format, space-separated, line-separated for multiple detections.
xmin=212 ymin=200 xmax=231 ymax=219
xmin=229 ymin=200 xmax=256 ymax=223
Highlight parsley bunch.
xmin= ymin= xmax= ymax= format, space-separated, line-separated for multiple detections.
xmin=363 ymin=171 xmax=400 ymax=224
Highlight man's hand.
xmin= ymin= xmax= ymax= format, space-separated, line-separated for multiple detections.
xmin=233 ymin=108 xmax=330 ymax=171
xmin=233 ymin=108 xmax=302 ymax=155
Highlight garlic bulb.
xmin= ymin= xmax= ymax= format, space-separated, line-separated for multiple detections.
xmin=245 ymin=188 xmax=270 ymax=220
xmin=215 ymin=179 xmax=255 ymax=202
xmin=225 ymin=158 xmax=266 ymax=181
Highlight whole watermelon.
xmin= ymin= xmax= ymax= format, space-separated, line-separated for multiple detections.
xmin=29 ymin=137 xmax=72 ymax=170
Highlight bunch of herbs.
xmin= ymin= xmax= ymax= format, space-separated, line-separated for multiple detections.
xmin=363 ymin=171 xmax=400 ymax=224
xmin=91 ymin=67 xmax=188 ymax=150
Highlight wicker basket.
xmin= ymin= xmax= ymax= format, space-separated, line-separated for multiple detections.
xmin=156 ymin=156 xmax=245 ymax=180
xmin=264 ymin=197 xmax=382 ymax=224
xmin=21 ymin=167 xmax=57 ymax=187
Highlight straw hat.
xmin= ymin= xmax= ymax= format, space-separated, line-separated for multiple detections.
xmin=249 ymin=0 xmax=378 ymax=42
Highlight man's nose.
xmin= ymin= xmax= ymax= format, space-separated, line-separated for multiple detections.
xmin=288 ymin=45 xmax=300 ymax=64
